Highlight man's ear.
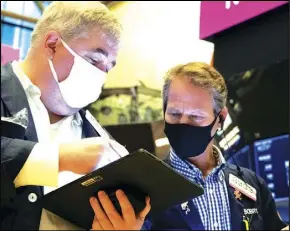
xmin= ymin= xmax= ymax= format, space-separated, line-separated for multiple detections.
xmin=44 ymin=31 xmax=62 ymax=60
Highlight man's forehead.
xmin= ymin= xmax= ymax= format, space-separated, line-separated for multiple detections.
xmin=168 ymin=92 xmax=195 ymax=101
xmin=101 ymin=31 xmax=120 ymax=53
xmin=86 ymin=29 xmax=120 ymax=55
xmin=168 ymin=82 xmax=213 ymax=109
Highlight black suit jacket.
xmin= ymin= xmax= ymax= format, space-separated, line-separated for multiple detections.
xmin=1 ymin=63 xmax=104 ymax=230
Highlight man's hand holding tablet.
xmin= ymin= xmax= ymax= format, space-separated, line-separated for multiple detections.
xmin=88 ymin=139 xmax=151 ymax=230
xmin=90 ymin=190 xmax=151 ymax=230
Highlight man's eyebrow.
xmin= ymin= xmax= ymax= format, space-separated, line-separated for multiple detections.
xmin=166 ymin=107 xmax=181 ymax=113
xmin=93 ymin=48 xmax=108 ymax=57
xmin=167 ymin=107 xmax=209 ymax=116
xmin=185 ymin=109 xmax=209 ymax=116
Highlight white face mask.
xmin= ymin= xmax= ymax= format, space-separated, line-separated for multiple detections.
xmin=48 ymin=39 xmax=107 ymax=109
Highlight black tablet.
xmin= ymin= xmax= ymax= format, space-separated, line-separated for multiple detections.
xmin=43 ymin=149 xmax=204 ymax=229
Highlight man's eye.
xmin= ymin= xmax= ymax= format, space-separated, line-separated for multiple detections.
xmin=192 ymin=115 xmax=204 ymax=120
xmin=89 ymin=59 xmax=100 ymax=65
xmin=171 ymin=113 xmax=181 ymax=117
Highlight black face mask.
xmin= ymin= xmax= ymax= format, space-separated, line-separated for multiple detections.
xmin=164 ymin=115 xmax=219 ymax=159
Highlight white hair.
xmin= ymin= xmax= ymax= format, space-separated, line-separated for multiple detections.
xmin=31 ymin=1 xmax=122 ymax=48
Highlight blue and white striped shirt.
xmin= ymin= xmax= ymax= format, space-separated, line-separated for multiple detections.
xmin=170 ymin=147 xmax=231 ymax=230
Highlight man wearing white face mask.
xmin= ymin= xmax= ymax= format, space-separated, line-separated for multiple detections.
xmin=1 ymin=1 xmax=151 ymax=230
xmin=48 ymin=38 xmax=107 ymax=110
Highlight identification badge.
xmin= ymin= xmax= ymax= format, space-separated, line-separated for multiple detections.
xmin=85 ymin=110 xmax=110 ymax=140
xmin=229 ymin=174 xmax=257 ymax=201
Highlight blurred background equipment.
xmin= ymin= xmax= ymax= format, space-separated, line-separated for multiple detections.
xmin=253 ymin=134 xmax=289 ymax=205
xmin=1 ymin=44 xmax=20 ymax=65
xmin=215 ymin=58 xmax=289 ymax=155
xmin=88 ymin=82 xmax=164 ymax=126
xmin=204 ymin=1 xmax=289 ymax=222
xmin=104 ymin=120 xmax=169 ymax=160
xmin=105 ymin=123 xmax=155 ymax=155
xmin=227 ymin=145 xmax=253 ymax=170
xmin=226 ymin=59 xmax=289 ymax=144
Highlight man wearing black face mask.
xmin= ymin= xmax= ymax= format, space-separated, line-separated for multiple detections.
xmin=143 ymin=62 xmax=288 ymax=230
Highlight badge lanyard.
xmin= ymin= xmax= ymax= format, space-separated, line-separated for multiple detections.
xmin=242 ymin=216 xmax=250 ymax=231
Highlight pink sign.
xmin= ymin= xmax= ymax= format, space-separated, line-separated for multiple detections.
xmin=1 ymin=44 xmax=20 ymax=65
xmin=200 ymin=1 xmax=288 ymax=39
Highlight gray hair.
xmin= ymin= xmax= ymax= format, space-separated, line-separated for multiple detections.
xmin=31 ymin=1 xmax=122 ymax=48
xmin=162 ymin=62 xmax=228 ymax=115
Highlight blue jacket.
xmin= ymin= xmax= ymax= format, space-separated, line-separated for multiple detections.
xmin=144 ymin=156 xmax=287 ymax=230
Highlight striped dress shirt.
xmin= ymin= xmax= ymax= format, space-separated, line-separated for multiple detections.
xmin=170 ymin=147 xmax=231 ymax=230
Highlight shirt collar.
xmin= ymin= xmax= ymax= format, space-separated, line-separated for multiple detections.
xmin=214 ymin=145 xmax=226 ymax=165
xmin=50 ymin=112 xmax=83 ymax=130
xmin=73 ymin=112 xmax=83 ymax=127
xmin=170 ymin=145 xmax=225 ymax=164
xmin=170 ymin=145 xmax=226 ymax=180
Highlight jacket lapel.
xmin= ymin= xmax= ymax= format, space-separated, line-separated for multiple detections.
xmin=224 ymin=164 xmax=244 ymax=230
xmin=1 ymin=63 xmax=38 ymax=142
xmin=79 ymin=109 xmax=100 ymax=138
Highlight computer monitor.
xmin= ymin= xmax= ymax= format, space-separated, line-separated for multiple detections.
xmin=227 ymin=145 xmax=253 ymax=170
xmin=253 ymin=134 xmax=289 ymax=202
xmin=104 ymin=123 xmax=155 ymax=155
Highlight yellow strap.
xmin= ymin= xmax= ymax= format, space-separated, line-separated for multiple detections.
xmin=243 ymin=219 xmax=250 ymax=231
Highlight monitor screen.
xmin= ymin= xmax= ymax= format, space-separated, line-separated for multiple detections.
xmin=227 ymin=145 xmax=253 ymax=170
xmin=254 ymin=134 xmax=289 ymax=201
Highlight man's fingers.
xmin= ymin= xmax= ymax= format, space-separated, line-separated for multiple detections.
xmin=97 ymin=191 xmax=124 ymax=228
xmin=116 ymin=189 xmax=136 ymax=224
xmin=91 ymin=216 xmax=103 ymax=230
xmin=89 ymin=197 xmax=113 ymax=230
xmin=136 ymin=197 xmax=151 ymax=227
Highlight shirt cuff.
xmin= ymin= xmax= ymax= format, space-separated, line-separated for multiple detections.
xmin=14 ymin=142 xmax=59 ymax=188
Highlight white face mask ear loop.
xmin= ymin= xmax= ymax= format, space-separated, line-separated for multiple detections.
xmin=60 ymin=39 xmax=78 ymax=57
xmin=48 ymin=58 xmax=59 ymax=83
